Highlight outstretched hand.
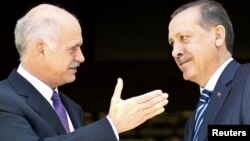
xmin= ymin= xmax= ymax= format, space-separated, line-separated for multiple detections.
xmin=108 ymin=78 xmax=169 ymax=133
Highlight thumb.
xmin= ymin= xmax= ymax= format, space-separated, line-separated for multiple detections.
xmin=112 ymin=77 xmax=123 ymax=100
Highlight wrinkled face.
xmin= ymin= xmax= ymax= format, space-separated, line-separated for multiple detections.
xmin=168 ymin=7 xmax=218 ymax=85
xmin=43 ymin=19 xmax=84 ymax=87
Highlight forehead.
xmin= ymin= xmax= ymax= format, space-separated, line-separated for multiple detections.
xmin=168 ymin=7 xmax=200 ymax=37
xmin=57 ymin=17 xmax=83 ymax=47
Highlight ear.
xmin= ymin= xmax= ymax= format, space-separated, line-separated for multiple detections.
xmin=214 ymin=25 xmax=226 ymax=47
xmin=35 ymin=39 xmax=47 ymax=57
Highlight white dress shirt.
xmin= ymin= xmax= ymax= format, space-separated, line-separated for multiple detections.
xmin=17 ymin=64 xmax=75 ymax=133
xmin=17 ymin=64 xmax=119 ymax=140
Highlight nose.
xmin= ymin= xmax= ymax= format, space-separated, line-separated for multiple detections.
xmin=171 ymin=42 xmax=183 ymax=58
xmin=75 ymin=48 xmax=85 ymax=63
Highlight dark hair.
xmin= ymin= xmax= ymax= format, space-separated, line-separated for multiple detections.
xmin=170 ymin=0 xmax=234 ymax=53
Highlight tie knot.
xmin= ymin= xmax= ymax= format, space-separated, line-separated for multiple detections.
xmin=51 ymin=91 xmax=61 ymax=102
xmin=200 ymin=89 xmax=212 ymax=103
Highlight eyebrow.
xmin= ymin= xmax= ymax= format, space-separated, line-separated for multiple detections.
xmin=69 ymin=41 xmax=83 ymax=48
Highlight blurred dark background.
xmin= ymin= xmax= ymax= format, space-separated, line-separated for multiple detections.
xmin=1 ymin=0 xmax=250 ymax=140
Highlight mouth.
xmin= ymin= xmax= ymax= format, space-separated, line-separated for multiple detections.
xmin=177 ymin=55 xmax=191 ymax=68
xmin=68 ymin=62 xmax=81 ymax=74
xmin=69 ymin=62 xmax=81 ymax=69
xmin=70 ymin=68 xmax=77 ymax=73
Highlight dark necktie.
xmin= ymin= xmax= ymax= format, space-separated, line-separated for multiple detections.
xmin=51 ymin=91 xmax=70 ymax=133
xmin=192 ymin=89 xmax=212 ymax=141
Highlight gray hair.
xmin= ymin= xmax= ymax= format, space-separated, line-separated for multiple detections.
xmin=14 ymin=11 xmax=59 ymax=59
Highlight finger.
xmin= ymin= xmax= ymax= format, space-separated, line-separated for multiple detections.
xmin=143 ymin=108 xmax=165 ymax=121
xmin=143 ymin=97 xmax=168 ymax=114
xmin=141 ymin=93 xmax=168 ymax=110
xmin=133 ymin=90 xmax=163 ymax=104
xmin=163 ymin=93 xmax=169 ymax=99
xmin=112 ymin=77 xmax=123 ymax=100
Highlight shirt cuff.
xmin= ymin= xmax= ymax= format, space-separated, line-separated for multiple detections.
xmin=106 ymin=116 xmax=119 ymax=140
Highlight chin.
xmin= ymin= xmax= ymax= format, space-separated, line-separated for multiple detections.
xmin=183 ymin=75 xmax=189 ymax=81
xmin=183 ymin=72 xmax=192 ymax=81
xmin=66 ymin=76 xmax=76 ymax=83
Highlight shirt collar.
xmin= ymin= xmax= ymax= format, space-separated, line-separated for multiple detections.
xmin=17 ymin=64 xmax=57 ymax=102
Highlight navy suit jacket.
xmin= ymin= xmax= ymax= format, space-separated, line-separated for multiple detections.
xmin=0 ymin=69 xmax=117 ymax=141
xmin=184 ymin=60 xmax=250 ymax=141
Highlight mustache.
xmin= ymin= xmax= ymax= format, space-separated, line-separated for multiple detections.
xmin=176 ymin=55 xmax=191 ymax=65
xmin=69 ymin=61 xmax=81 ymax=69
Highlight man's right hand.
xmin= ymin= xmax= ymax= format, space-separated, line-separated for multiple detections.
xmin=108 ymin=78 xmax=169 ymax=133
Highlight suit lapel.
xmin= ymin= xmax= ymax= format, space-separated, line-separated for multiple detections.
xmin=186 ymin=113 xmax=196 ymax=141
xmin=8 ymin=69 xmax=67 ymax=134
xmin=27 ymin=90 xmax=67 ymax=134
xmin=60 ymin=93 xmax=83 ymax=129
xmin=197 ymin=60 xmax=241 ymax=141
xmin=197 ymin=83 xmax=230 ymax=140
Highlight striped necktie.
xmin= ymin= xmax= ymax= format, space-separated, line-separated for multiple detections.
xmin=192 ymin=89 xmax=212 ymax=141
xmin=51 ymin=91 xmax=70 ymax=133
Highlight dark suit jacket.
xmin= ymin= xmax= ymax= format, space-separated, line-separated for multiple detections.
xmin=184 ymin=60 xmax=250 ymax=141
xmin=0 ymin=69 xmax=117 ymax=141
